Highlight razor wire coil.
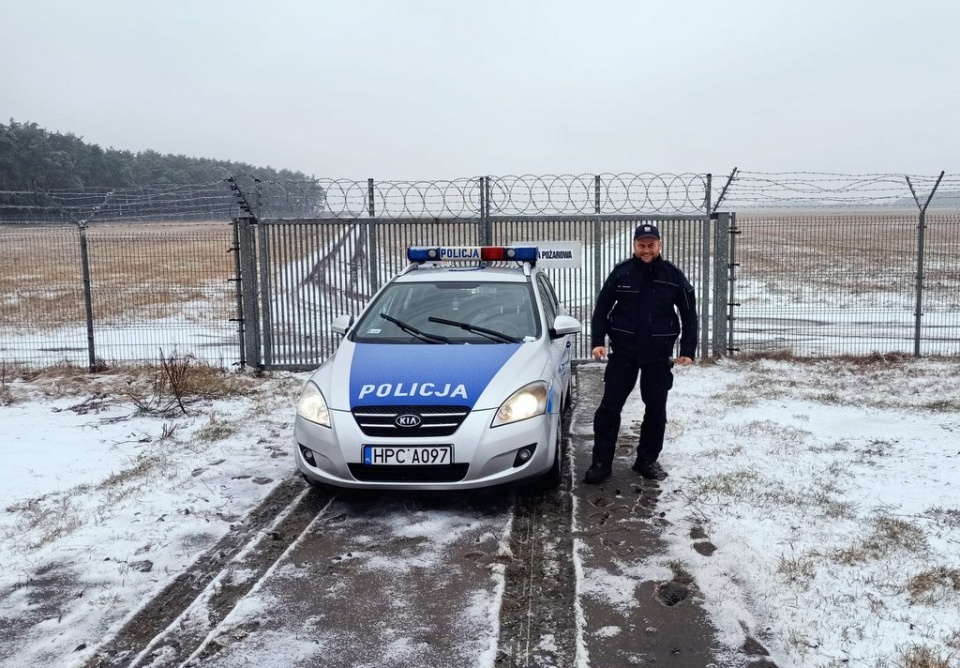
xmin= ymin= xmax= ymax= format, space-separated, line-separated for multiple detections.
xmin=2 ymin=171 xmax=959 ymax=224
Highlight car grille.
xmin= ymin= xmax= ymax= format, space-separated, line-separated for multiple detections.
xmin=347 ymin=463 xmax=470 ymax=483
xmin=352 ymin=405 xmax=471 ymax=437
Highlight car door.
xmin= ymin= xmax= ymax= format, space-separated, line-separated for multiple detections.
xmin=536 ymin=272 xmax=574 ymax=411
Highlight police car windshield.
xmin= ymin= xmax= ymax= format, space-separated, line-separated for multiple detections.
xmin=352 ymin=281 xmax=540 ymax=344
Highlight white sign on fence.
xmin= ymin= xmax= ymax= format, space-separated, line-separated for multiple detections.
xmin=514 ymin=241 xmax=583 ymax=268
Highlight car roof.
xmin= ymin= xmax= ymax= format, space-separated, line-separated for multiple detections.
xmin=391 ymin=264 xmax=533 ymax=284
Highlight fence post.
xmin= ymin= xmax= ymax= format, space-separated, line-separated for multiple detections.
xmin=700 ymin=174 xmax=712 ymax=358
xmin=712 ymin=211 xmax=730 ymax=357
xmin=594 ymin=174 xmax=601 ymax=214
xmin=907 ymin=171 xmax=945 ymax=357
xmin=367 ymin=178 xmax=375 ymax=218
xmin=479 ymin=176 xmax=491 ymax=245
xmin=727 ymin=212 xmax=740 ymax=355
xmin=914 ymin=209 xmax=927 ymax=357
xmin=486 ymin=176 xmax=494 ymax=245
xmin=593 ymin=175 xmax=603 ymax=304
xmin=367 ymin=178 xmax=379 ymax=293
xmin=238 ymin=216 xmax=262 ymax=369
xmin=77 ymin=223 xmax=98 ymax=371
xmin=257 ymin=220 xmax=273 ymax=367
xmin=230 ymin=219 xmax=246 ymax=368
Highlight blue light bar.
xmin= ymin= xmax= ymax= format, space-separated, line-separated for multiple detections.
xmin=406 ymin=246 xmax=539 ymax=264
xmin=407 ymin=247 xmax=442 ymax=262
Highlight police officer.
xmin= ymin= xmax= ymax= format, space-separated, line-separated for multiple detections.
xmin=584 ymin=224 xmax=698 ymax=484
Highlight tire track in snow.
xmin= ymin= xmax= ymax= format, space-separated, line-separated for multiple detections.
xmin=496 ymin=412 xmax=578 ymax=668
xmin=181 ymin=491 xmax=516 ymax=668
xmin=83 ymin=477 xmax=335 ymax=668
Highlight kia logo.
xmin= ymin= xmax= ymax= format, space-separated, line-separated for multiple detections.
xmin=394 ymin=414 xmax=422 ymax=428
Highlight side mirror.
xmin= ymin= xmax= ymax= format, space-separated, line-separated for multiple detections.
xmin=331 ymin=314 xmax=354 ymax=335
xmin=550 ymin=314 xmax=581 ymax=339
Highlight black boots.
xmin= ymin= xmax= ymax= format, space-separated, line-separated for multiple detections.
xmin=632 ymin=458 xmax=663 ymax=480
xmin=583 ymin=462 xmax=612 ymax=484
xmin=586 ymin=459 xmax=665 ymax=484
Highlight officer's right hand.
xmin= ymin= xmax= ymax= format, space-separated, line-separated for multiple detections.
xmin=591 ymin=346 xmax=606 ymax=360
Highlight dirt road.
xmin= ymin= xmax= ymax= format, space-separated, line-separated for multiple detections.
xmin=83 ymin=365 xmax=774 ymax=668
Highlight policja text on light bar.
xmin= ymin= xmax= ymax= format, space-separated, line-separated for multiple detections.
xmin=406 ymin=246 xmax=538 ymax=264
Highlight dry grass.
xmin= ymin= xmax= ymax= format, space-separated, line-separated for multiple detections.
xmin=195 ymin=413 xmax=239 ymax=441
xmin=711 ymin=355 xmax=960 ymax=415
xmin=777 ymin=555 xmax=816 ymax=585
xmin=731 ymin=349 xmax=916 ymax=365
xmin=666 ymin=559 xmax=695 ymax=585
xmin=96 ymin=452 xmax=171 ymax=503
xmin=685 ymin=467 xmax=857 ymax=522
xmin=926 ymin=506 xmax=960 ymax=529
xmin=122 ymin=351 xmax=242 ymax=416
xmin=0 ymin=355 xmax=259 ymax=421
xmin=2 ymin=494 xmax=84 ymax=550
xmin=0 ymin=363 xmax=14 ymax=405
xmin=833 ymin=516 xmax=929 ymax=566
xmin=736 ymin=212 xmax=960 ymax=294
xmin=0 ymin=221 xmax=235 ymax=329
xmin=893 ymin=645 xmax=953 ymax=668
xmin=906 ymin=567 xmax=960 ymax=604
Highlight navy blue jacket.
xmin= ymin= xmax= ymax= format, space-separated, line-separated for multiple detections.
xmin=590 ymin=255 xmax=698 ymax=363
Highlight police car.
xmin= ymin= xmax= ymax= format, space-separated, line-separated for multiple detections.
xmin=294 ymin=245 xmax=581 ymax=491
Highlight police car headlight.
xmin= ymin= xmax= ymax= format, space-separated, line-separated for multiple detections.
xmin=297 ymin=382 xmax=331 ymax=428
xmin=493 ymin=381 xmax=548 ymax=427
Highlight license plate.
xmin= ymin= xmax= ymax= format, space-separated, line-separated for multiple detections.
xmin=362 ymin=445 xmax=453 ymax=466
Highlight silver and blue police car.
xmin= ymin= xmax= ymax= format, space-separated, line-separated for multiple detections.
xmin=294 ymin=245 xmax=581 ymax=491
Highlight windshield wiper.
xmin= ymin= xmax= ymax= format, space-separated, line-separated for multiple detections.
xmin=379 ymin=312 xmax=450 ymax=343
xmin=428 ymin=316 xmax=522 ymax=343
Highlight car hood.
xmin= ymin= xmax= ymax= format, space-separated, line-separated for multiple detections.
xmin=317 ymin=342 xmax=549 ymax=411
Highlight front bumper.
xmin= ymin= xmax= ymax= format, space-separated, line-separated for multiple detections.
xmin=294 ymin=406 xmax=556 ymax=490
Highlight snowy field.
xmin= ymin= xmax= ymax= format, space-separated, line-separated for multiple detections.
xmin=1 ymin=355 xmax=958 ymax=667
xmin=647 ymin=356 xmax=960 ymax=667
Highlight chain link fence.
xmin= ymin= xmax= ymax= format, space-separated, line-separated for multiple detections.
xmin=721 ymin=171 xmax=960 ymax=357
xmin=1 ymin=171 xmax=958 ymax=369
xmin=1 ymin=221 xmax=238 ymax=369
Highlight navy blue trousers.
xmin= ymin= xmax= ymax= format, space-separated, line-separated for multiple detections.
xmin=591 ymin=356 xmax=674 ymax=467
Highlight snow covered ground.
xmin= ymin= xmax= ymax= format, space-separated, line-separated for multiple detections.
xmin=1 ymin=356 xmax=959 ymax=667
xmin=648 ymin=356 xmax=960 ymax=667
xmin=0 ymin=367 xmax=306 ymax=667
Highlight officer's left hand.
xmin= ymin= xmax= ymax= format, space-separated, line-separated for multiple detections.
xmin=674 ymin=356 xmax=694 ymax=366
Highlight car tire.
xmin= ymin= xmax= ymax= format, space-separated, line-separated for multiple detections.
xmin=541 ymin=423 xmax=564 ymax=490
xmin=561 ymin=378 xmax=573 ymax=415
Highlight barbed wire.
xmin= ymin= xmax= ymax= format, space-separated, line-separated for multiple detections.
xmin=717 ymin=171 xmax=960 ymax=211
xmin=2 ymin=171 xmax=958 ymax=223
xmin=0 ymin=177 xmax=325 ymax=223
xmin=0 ymin=182 xmax=241 ymax=223
xmin=491 ymin=173 xmax=710 ymax=216
xmin=280 ymin=173 xmax=711 ymax=219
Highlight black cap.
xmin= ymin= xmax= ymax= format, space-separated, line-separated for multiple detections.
xmin=634 ymin=224 xmax=661 ymax=240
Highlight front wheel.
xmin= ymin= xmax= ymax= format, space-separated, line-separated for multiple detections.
xmin=540 ymin=422 xmax=564 ymax=491
xmin=560 ymin=377 xmax=573 ymax=415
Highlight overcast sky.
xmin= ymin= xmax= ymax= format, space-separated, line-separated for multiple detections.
xmin=1 ymin=0 xmax=958 ymax=179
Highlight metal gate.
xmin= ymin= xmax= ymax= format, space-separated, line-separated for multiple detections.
xmin=235 ymin=214 xmax=729 ymax=371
